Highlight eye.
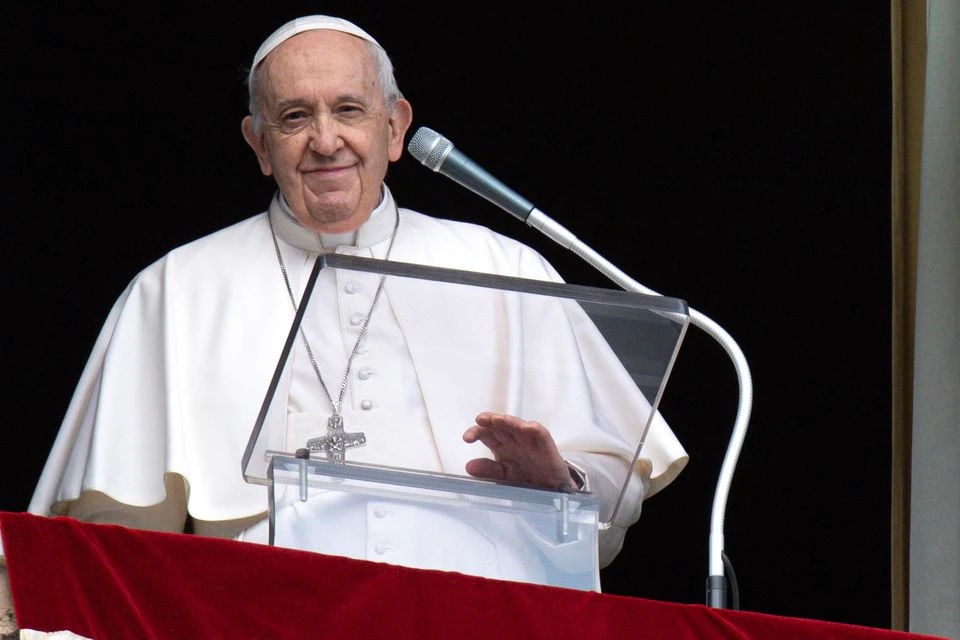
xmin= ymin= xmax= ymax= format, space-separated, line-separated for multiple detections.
xmin=282 ymin=109 xmax=310 ymax=125
xmin=335 ymin=104 xmax=367 ymax=120
xmin=272 ymin=108 xmax=312 ymax=134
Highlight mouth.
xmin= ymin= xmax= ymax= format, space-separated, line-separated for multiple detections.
xmin=303 ymin=165 xmax=351 ymax=178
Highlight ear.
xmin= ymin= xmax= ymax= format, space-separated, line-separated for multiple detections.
xmin=241 ymin=115 xmax=273 ymax=176
xmin=386 ymin=99 xmax=414 ymax=162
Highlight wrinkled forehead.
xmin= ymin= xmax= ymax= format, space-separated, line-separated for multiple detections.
xmin=252 ymin=15 xmax=383 ymax=70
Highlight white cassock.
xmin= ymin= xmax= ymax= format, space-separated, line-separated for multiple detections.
xmin=29 ymin=186 xmax=688 ymax=590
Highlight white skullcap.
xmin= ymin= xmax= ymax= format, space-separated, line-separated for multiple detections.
xmin=251 ymin=15 xmax=383 ymax=69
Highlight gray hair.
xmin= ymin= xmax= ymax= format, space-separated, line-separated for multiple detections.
xmin=245 ymin=38 xmax=404 ymax=135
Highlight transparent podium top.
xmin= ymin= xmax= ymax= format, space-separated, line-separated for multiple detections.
xmin=242 ymin=253 xmax=689 ymax=529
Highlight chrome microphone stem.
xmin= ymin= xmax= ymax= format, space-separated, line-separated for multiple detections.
xmin=527 ymin=209 xmax=657 ymax=295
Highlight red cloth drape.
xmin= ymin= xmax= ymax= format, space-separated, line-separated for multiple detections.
xmin=0 ymin=511 xmax=947 ymax=640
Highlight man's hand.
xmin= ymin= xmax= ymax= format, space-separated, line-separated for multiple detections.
xmin=463 ymin=412 xmax=577 ymax=491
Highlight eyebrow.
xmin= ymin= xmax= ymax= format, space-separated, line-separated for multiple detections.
xmin=271 ymin=94 xmax=373 ymax=113
xmin=272 ymin=98 xmax=310 ymax=113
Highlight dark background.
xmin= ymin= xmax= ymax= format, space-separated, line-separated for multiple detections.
xmin=3 ymin=3 xmax=892 ymax=630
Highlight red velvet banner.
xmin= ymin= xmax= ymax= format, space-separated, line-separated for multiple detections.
xmin=0 ymin=512 xmax=946 ymax=640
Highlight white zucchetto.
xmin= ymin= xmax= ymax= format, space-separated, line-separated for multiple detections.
xmin=251 ymin=15 xmax=383 ymax=70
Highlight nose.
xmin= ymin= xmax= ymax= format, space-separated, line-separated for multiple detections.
xmin=306 ymin=114 xmax=343 ymax=155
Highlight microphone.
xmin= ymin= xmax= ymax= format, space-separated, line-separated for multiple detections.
xmin=407 ymin=125 xmax=640 ymax=268
xmin=406 ymin=127 xmax=535 ymax=222
xmin=407 ymin=125 xmax=754 ymax=610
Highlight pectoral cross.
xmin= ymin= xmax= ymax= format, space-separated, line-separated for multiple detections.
xmin=306 ymin=410 xmax=366 ymax=462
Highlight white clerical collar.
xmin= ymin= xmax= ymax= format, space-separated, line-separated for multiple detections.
xmin=269 ymin=186 xmax=398 ymax=253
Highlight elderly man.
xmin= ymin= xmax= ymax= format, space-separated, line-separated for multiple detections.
xmin=29 ymin=15 xmax=687 ymax=589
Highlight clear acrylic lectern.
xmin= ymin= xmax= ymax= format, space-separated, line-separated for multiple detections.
xmin=242 ymin=253 xmax=688 ymax=591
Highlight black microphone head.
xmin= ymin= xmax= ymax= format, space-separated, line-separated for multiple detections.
xmin=407 ymin=126 xmax=453 ymax=171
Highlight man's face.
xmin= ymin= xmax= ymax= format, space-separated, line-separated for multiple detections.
xmin=242 ymin=30 xmax=412 ymax=233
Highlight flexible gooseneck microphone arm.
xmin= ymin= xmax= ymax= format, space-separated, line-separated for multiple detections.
xmin=407 ymin=126 xmax=752 ymax=608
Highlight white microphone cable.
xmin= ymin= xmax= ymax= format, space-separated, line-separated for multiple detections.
xmin=408 ymin=126 xmax=753 ymax=608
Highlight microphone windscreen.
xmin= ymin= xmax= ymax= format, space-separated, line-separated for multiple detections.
xmin=407 ymin=127 xmax=451 ymax=170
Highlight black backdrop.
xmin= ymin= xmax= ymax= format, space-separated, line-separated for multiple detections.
xmin=3 ymin=3 xmax=892 ymax=630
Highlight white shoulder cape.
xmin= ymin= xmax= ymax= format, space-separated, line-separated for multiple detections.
xmin=30 ymin=202 xmax=688 ymax=522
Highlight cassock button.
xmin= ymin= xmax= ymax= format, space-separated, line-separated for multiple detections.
xmin=373 ymin=506 xmax=388 ymax=518
xmin=374 ymin=544 xmax=390 ymax=555
xmin=358 ymin=367 xmax=374 ymax=380
xmin=349 ymin=313 xmax=365 ymax=326
xmin=344 ymin=282 xmax=359 ymax=294
xmin=360 ymin=399 xmax=373 ymax=410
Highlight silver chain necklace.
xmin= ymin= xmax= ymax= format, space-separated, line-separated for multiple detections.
xmin=268 ymin=208 xmax=399 ymax=461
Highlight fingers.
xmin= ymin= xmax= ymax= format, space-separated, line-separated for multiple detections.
xmin=464 ymin=412 xmax=543 ymax=450
xmin=461 ymin=412 xmax=573 ymax=490
xmin=464 ymin=457 xmax=505 ymax=481
xmin=475 ymin=411 xmax=522 ymax=429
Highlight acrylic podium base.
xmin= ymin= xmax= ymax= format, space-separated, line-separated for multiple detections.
xmin=266 ymin=453 xmax=602 ymax=591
